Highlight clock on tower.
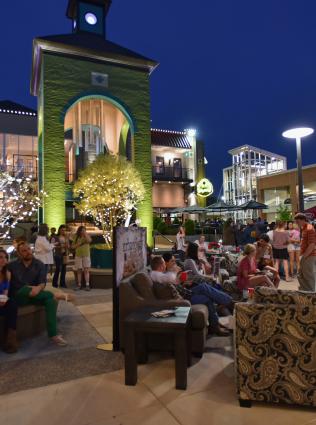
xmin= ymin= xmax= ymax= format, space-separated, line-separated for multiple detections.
xmin=67 ymin=0 xmax=112 ymax=37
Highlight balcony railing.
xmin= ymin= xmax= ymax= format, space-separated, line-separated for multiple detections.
xmin=0 ymin=165 xmax=37 ymax=180
xmin=152 ymin=166 xmax=193 ymax=182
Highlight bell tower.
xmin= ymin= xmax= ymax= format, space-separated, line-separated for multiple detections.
xmin=67 ymin=0 xmax=112 ymax=37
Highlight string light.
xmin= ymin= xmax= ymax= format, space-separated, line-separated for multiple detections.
xmin=0 ymin=172 xmax=47 ymax=239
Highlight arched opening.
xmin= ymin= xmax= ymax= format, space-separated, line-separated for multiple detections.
xmin=64 ymin=97 xmax=133 ymax=182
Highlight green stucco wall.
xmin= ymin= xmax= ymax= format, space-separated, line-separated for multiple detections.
xmin=196 ymin=140 xmax=207 ymax=207
xmin=38 ymin=53 xmax=153 ymax=244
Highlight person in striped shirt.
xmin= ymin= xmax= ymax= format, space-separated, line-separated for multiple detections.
xmin=295 ymin=213 xmax=316 ymax=291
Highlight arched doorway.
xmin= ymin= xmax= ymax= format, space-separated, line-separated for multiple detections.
xmin=64 ymin=96 xmax=133 ymax=182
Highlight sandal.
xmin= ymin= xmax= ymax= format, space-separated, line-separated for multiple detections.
xmin=51 ymin=335 xmax=67 ymax=346
xmin=54 ymin=292 xmax=76 ymax=304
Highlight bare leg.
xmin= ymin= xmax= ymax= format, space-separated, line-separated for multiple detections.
xmin=283 ymin=260 xmax=290 ymax=281
xmin=289 ymin=251 xmax=294 ymax=276
xmin=248 ymin=275 xmax=274 ymax=288
xmin=295 ymin=250 xmax=301 ymax=273
xmin=76 ymin=268 xmax=82 ymax=288
xmin=84 ymin=268 xmax=90 ymax=289
xmin=274 ymin=259 xmax=280 ymax=274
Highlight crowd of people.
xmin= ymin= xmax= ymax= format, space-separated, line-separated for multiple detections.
xmin=0 ymin=224 xmax=92 ymax=354
xmin=149 ymin=212 xmax=316 ymax=336
xmin=222 ymin=213 xmax=316 ymax=291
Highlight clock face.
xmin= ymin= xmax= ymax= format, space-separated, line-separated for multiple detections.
xmin=85 ymin=12 xmax=98 ymax=25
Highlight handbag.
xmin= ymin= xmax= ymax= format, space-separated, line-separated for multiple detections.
xmin=62 ymin=254 xmax=69 ymax=265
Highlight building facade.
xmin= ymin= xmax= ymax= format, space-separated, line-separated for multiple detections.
xmin=0 ymin=101 xmax=38 ymax=179
xmin=223 ymin=145 xmax=287 ymax=210
xmin=257 ymin=164 xmax=316 ymax=222
xmin=0 ymin=102 xmax=205 ymax=224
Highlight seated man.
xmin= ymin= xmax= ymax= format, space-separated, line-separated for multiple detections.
xmin=8 ymin=242 xmax=67 ymax=346
xmin=150 ymin=255 xmax=232 ymax=336
xmin=255 ymin=234 xmax=280 ymax=287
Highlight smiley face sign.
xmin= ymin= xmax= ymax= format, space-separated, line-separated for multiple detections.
xmin=197 ymin=178 xmax=214 ymax=198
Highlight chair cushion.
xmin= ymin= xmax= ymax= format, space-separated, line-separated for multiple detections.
xmin=191 ymin=304 xmax=209 ymax=329
xmin=254 ymin=287 xmax=316 ymax=306
xmin=153 ymin=282 xmax=182 ymax=300
xmin=131 ymin=272 xmax=155 ymax=300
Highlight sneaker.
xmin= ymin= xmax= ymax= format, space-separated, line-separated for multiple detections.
xmin=51 ymin=335 xmax=67 ymax=346
xmin=85 ymin=286 xmax=91 ymax=291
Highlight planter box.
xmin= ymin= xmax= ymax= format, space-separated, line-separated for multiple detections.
xmin=90 ymin=248 xmax=113 ymax=269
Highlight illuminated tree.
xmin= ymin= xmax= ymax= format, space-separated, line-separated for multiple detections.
xmin=0 ymin=172 xmax=46 ymax=238
xmin=73 ymin=155 xmax=145 ymax=247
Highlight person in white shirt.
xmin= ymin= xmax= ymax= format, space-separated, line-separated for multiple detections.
xmin=194 ymin=235 xmax=212 ymax=274
xmin=150 ymin=256 xmax=177 ymax=284
xmin=176 ymin=226 xmax=187 ymax=262
xmin=34 ymin=223 xmax=55 ymax=280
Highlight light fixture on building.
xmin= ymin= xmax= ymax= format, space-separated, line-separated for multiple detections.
xmin=168 ymin=181 xmax=171 ymax=184
xmin=186 ymin=129 xmax=197 ymax=137
xmin=85 ymin=12 xmax=98 ymax=25
xmin=282 ymin=127 xmax=314 ymax=212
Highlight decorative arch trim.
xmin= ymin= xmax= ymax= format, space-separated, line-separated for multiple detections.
xmin=60 ymin=90 xmax=137 ymax=133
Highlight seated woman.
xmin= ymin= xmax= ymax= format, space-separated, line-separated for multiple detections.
xmin=194 ymin=235 xmax=212 ymax=274
xmin=0 ymin=249 xmax=18 ymax=353
xmin=237 ymin=244 xmax=274 ymax=292
xmin=184 ymin=241 xmax=210 ymax=278
xmin=255 ymin=234 xmax=280 ymax=287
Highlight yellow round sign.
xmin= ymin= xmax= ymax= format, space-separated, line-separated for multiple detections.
xmin=197 ymin=178 xmax=214 ymax=198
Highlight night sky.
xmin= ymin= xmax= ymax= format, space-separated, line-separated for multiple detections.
xmin=1 ymin=0 xmax=316 ymax=195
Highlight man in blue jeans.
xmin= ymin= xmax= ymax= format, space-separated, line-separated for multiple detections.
xmin=150 ymin=255 xmax=232 ymax=336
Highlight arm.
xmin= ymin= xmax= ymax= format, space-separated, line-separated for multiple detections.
xmin=29 ymin=263 xmax=47 ymax=297
xmin=184 ymin=259 xmax=204 ymax=277
xmin=302 ymin=243 xmax=316 ymax=258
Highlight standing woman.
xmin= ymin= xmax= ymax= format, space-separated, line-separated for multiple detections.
xmin=176 ymin=226 xmax=187 ymax=262
xmin=73 ymin=226 xmax=92 ymax=291
xmin=52 ymin=225 xmax=69 ymax=288
xmin=271 ymin=221 xmax=291 ymax=282
xmin=0 ymin=249 xmax=18 ymax=353
xmin=34 ymin=223 xmax=54 ymax=280
xmin=287 ymin=221 xmax=301 ymax=277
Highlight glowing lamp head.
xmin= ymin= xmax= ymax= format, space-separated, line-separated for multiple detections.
xmin=186 ymin=129 xmax=197 ymax=137
xmin=282 ymin=127 xmax=314 ymax=139
xmin=85 ymin=12 xmax=98 ymax=25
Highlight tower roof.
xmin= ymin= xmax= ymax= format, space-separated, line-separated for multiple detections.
xmin=67 ymin=0 xmax=112 ymax=19
xmin=31 ymin=33 xmax=158 ymax=95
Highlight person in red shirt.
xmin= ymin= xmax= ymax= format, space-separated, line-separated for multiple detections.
xmin=237 ymin=244 xmax=274 ymax=291
xmin=295 ymin=213 xmax=316 ymax=291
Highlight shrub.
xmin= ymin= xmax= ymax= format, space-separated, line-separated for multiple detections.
xmin=185 ymin=219 xmax=195 ymax=235
xmin=276 ymin=205 xmax=292 ymax=222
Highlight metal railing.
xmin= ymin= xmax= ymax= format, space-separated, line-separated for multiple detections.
xmin=152 ymin=166 xmax=193 ymax=181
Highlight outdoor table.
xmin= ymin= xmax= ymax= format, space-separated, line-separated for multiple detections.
xmin=124 ymin=306 xmax=192 ymax=390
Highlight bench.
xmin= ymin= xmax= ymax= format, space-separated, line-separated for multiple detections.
xmin=0 ymin=305 xmax=46 ymax=344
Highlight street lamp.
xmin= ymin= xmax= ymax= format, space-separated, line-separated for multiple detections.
xmin=282 ymin=127 xmax=314 ymax=212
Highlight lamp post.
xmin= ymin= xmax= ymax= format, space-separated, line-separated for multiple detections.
xmin=282 ymin=127 xmax=314 ymax=213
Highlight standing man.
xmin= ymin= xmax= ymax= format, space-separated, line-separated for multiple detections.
xmin=8 ymin=242 xmax=67 ymax=346
xmin=295 ymin=213 xmax=316 ymax=291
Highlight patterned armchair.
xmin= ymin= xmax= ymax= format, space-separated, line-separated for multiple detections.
xmin=235 ymin=287 xmax=316 ymax=408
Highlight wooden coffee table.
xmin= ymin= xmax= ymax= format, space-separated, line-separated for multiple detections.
xmin=124 ymin=306 xmax=191 ymax=390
